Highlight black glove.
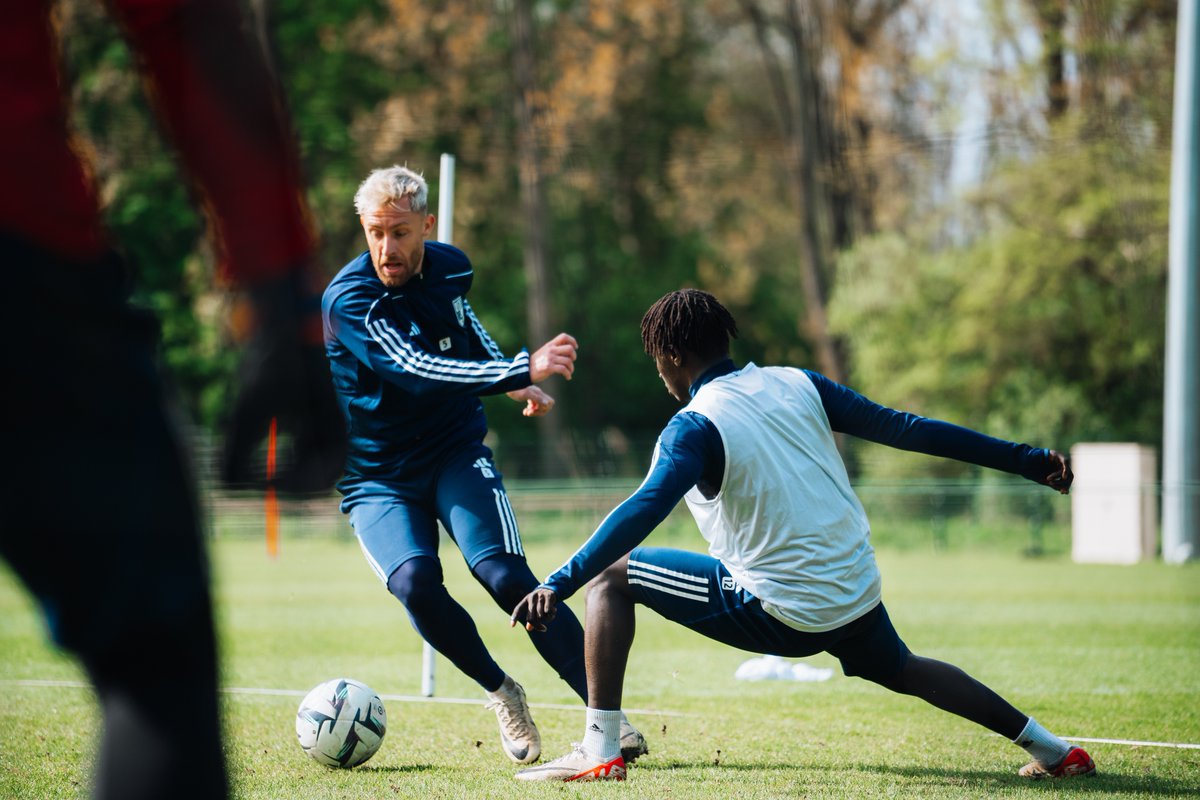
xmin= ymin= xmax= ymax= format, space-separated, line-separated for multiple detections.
xmin=220 ymin=273 xmax=346 ymax=495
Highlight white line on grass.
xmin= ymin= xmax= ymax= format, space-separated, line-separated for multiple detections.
xmin=223 ymin=685 xmax=688 ymax=716
xmin=983 ymin=728 xmax=1200 ymax=750
xmin=11 ymin=681 xmax=1199 ymax=743
xmin=1065 ymin=736 xmax=1200 ymax=750
xmin=1 ymin=679 xmax=685 ymax=718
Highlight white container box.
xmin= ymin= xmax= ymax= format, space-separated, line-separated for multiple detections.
xmin=1070 ymin=443 xmax=1158 ymax=564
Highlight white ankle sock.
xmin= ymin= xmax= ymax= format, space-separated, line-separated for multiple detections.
xmin=1014 ymin=717 xmax=1071 ymax=766
xmin=582 ymin=708 xmax=622 ymax=760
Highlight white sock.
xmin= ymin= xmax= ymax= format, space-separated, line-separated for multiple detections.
xmin=1014 ymin=717 xmax=1071 ymax=766
xmin=582 ymin=708 xmax=622 ymax=760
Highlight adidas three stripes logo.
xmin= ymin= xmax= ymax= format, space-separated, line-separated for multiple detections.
xmin=627 ymin=560 xmax=708 ymax=602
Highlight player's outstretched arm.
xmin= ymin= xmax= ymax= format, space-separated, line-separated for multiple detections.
xmin=511 ymin=587 xmax=559 ymax=632
xmin=805 ymin=370 xmax=1073 ymax=490
xmin=529 ymin=333 xmax=578 ymax=383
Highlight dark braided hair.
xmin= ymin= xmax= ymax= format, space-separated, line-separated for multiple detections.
xmin=641 ymin=289 xmax=739 ymax=362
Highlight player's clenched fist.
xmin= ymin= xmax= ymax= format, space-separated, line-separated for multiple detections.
xmin=529 ymin=332 xmax=578 ymax=383
xmin=1040 ymin=449 xmax=1073 ymax=495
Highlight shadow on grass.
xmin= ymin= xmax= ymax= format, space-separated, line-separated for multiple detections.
xmin=351 ymin=763 xmax=439 ymax=775
xmin=632 ymin=760 xmax=1194 ymax=796
xmin=858 ymin=763 xmax=1193 ymax=796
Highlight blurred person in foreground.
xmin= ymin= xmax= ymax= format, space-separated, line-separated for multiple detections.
xmin=511 ymin=289 xmax=1094 ymax=783
xmin=321 ymin=165 xmax=646 ymax=766
xmin=0 ymin=1 xmax=343 ymax=798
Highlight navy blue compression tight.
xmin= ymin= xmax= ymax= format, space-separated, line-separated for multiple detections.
xmin=388 ymin=555 xmax=587 ymax=699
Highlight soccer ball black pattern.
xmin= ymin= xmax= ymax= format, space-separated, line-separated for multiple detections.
xmin=295 ymin=678 xmax=387 ymax=768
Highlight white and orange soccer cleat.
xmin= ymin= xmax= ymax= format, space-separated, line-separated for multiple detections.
xmin=514 ymin=744 xmax=627 ymax=782
xmin=1018 ymin=746 xmax=1096 ymax=779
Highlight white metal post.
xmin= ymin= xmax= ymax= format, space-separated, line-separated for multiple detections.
xmin=420 ymin=153 xmax=458 ymax=697
xmin=438 ymin=152 xmax=456 ymax=245
xmin=1164 ymin=0 xmax=1199 ymax=563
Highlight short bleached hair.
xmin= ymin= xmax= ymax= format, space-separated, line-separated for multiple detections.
xmin=354 ymin=165 xmax=429 ymax=216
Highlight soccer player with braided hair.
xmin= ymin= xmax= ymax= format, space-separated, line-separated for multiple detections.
xmin=511 ymin=288 xmax=1093 ymax=783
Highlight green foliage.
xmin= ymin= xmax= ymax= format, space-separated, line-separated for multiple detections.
xmin=464 ymin=3 xmax=715 ymax=455
xmin=273 ymin=0 xmax=398 ymax=271
xmin=55 ymin=1 xmax=1175 ymax=474
xmin=830 ymin=121 xmax=1169 ymax=480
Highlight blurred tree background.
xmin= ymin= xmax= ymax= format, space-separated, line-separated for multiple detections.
xmin=56 ymin=0 xmax=1175 ymax=482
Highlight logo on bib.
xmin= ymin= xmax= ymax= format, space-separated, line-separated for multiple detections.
xmin=452 ymin=296 xmax=465 ymax=326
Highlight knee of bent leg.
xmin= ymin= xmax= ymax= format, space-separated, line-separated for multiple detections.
xmin=472 ymin=554 xmax=537 ymax=611
xmin=584 ymin=559 xmax=628 ymax=603
xmin=387 ymin=557 xmax=444 ymax=612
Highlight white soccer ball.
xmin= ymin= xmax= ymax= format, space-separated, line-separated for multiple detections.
xmin=295 ymin=678 xmax=387 ymax=768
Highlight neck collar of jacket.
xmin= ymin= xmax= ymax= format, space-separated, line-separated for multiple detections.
xmin=689 ymin=358 xmax=738 ymax=397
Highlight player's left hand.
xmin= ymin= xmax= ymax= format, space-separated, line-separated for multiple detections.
xmin=507 ymin=386 xmax=555 ymax=417
xmin=510 ymin=588 xmax=558 ymax=632
xmin=1041 ymin=449 xmax=1073 ymax=494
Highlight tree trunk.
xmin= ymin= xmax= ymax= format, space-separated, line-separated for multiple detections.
xmin=739 ymin=0 xmax=847 ymax=384
xmin=511 ymin=0 xmax=573 ymax=477
xmin=1031 ymin=0 xmax=1070 ymax=119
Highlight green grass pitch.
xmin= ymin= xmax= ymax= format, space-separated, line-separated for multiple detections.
xmin=1 ymin=511 xmax=1198 ymax=799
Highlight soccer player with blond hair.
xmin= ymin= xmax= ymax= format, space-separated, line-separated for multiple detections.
xmin=322 ymin=165 xmax=646 ymax=766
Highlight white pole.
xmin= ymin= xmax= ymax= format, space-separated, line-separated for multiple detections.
xmin=1164 ymin=0 xmax=1199 ymax=563
xmin=420 ymin=637 xmax=437 ymax=698
xmin=438 ymin=153 xmax=456 ymax=245
xmin=419 ymin=154 xmax=458 ymax=697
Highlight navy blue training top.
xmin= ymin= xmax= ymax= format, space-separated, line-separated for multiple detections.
xmin=541 ymin=359 xmax=1057 ymax=600
xmin=322 ymin=241 xmax=532 ymax=496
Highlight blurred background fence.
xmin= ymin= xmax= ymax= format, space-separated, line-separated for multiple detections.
xmin=207 ymin=478 xmax=1078 ymax=554
xmin=194 ymin=427 xmax=1103 ymax=558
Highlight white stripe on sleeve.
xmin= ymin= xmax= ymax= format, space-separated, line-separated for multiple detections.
xmin=367 ymin=317 xmax=527 ymax=383
xmin=464 ymin=299 xmax=506 ymax=360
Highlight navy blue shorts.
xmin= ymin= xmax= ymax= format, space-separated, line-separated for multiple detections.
xmin=627 ymin=546 xmax=910 ymax=682
xmin=345 ymin=442 xmax=524 ymax=582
